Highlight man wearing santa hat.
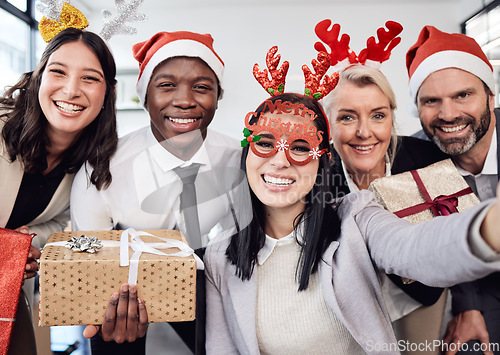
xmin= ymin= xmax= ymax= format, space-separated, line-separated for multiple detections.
xmin=407 ymin=26 xmax=500 ymax=354
xmin=70 ymin=31 xmax=243 ymax=354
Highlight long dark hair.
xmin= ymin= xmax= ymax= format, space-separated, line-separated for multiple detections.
xmin=226 ymin=93 xmax=341 ymax=291
xmin=0 ymin=27 xmax=118 ymax=190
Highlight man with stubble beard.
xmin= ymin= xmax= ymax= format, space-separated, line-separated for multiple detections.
xmin=407 ymin=26 xmax=500 ymax=355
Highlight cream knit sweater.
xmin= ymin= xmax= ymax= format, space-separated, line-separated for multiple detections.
xmin=256 ymin=237 xmax=364 ymax=354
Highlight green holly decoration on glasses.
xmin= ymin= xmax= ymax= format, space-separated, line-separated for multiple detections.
xmin=241 ymin=128 xmax=261 ymax=148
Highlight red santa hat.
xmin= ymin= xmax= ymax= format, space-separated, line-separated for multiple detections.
xmin=132 ymin=31 xmax=225 ymax=106
xmin=406 ymin=25 xmax=494 ymax=113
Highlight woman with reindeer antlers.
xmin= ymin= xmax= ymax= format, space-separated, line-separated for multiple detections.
xmin=203 ymin=22 xmax=500 ymax=355
xmin=319 ymin=21 xmax=450 ymax=351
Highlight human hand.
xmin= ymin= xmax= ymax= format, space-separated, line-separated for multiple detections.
xmin=442 ymin=310 xmax=492 ymax=355
xmin=83 ymin=283 xmax=148 ymax=343
xmin=14 ymin=226 xmax=40 ymax=281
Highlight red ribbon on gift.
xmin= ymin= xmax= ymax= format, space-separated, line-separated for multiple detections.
xmin=394 ymin=170 xmax=474 ymax=218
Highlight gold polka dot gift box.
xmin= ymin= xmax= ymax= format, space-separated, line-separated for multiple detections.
xmin=39 ymin=229 xmax=200 ymax=326
xmin=368 ymin=159 xmax=480 ymax=224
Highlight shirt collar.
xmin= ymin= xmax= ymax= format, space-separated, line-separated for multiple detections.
xmin=456 ymin=127 xmax=498 ymax=177
xmin=146 ymin=128 xmax=211 ymax=172
xmin=257 ymin=224 xmax=305 ymax=265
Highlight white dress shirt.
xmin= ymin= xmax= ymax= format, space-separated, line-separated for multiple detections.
xmin=70 ymin=126 xmax=242 ymax=354
xmin=456 ymin=129 xmax=498 ymax=202
xmin=70 ymin=126 xmax=242 ymax=247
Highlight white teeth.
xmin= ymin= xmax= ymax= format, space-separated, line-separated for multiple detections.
xmin=263 ymin=175 xmax=294 ymax=186
xmin=353 ymin=144 xmax=375 ymax=151
xmin=55 ymin=101 xmax=84 ymax=113
xmin=168 ymin=117 xmax=197 ymax=124
xmin=440 ymin=124 xmax=467 ymax=133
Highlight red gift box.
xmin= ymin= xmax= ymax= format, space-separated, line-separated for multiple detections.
xmin=0 ymin=228 xmax=33 ymax=355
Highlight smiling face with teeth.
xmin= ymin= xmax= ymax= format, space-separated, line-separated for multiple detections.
xmin=417 ymin=68 xmax=495 ymax=156
xmin=38 ymin=41 xmax=106 ymax=142
xmin=145 ymin=56 xmax=218 ymax=149
xmin=329 ymin=81 xmax=393 ymax=188
xmin=246 ymin=111 xmax=320 ymax=212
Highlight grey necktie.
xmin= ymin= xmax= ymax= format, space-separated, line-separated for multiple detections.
xmin=174 ymin=164 xmax=201 ymax=249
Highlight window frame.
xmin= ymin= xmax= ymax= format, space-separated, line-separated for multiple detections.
xmin=0 ymin=0 xmax=37 ymax=69
xmin=461 ymin=0 xmax=500 ymax=34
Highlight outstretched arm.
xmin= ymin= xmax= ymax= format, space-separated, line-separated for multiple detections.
xmin=356 ymin=185 xmax=500 ymax=287
xmin=14 ymin=226 xmax=41 ymax=281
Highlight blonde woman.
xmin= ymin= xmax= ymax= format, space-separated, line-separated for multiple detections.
xmin=324 ymin=64 xmax=449 ymax=352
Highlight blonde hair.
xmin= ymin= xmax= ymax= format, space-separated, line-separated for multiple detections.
xmin=323 ymin=65 xmax=399 ymax=164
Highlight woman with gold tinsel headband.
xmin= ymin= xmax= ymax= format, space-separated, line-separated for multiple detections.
xmin=203 ymin=38 xmax=500 ymax=354
xmin=0 ymin=2 xmax=118 ymax=353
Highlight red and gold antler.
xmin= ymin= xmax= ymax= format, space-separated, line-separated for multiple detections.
xmin=314 ymin=20 xmax=357 ymax=69
xmin=358 ymin=21 xmax=403 ymax=66
xmin=253 ymin=46 xmax=290 ymax=96
xmin=302 ymin=51 xmax=339 ymax=100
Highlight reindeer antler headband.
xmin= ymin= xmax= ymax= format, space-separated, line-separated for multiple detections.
xmin=100 ymin=0 xmax=147 ymax=41
xmin=314 ymin=20 xmax=403 ymax=72
xmin=253 ymin=46 xmax=339 ymax=101
xmin=244 ymin=45 xmax=335 ymax=162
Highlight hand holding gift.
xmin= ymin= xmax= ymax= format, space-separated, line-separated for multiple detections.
xmin=24 ymin=245 xmax=41 ymax=280
xmin=83 ymin=283 xmax=148 ymax=343
xmin=13 ymin=226 xmax=40 ymax=281
xmin=39 ymin=229 xmax=200 ymax=328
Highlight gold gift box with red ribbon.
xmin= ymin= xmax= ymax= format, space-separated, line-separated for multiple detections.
xmin=368 ymin=159 xmax=480 ymax=224
xmin=39 ymin=229 xmax=198 ymax=326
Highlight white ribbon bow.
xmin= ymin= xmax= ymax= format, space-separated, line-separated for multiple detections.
xmin=119 ymin=228 xmax=204 ymax=285
xmin=46 ymin=228 xmax=204 ymax=285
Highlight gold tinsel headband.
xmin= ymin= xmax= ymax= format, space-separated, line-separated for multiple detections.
xmin=38 ymin=2 xmax=88 ymax=43
xmin=36 ymin=0 xmax=146 ymax=43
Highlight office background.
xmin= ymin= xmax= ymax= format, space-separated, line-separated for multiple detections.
xmin=1 ymin=0 xmax=499 ymax=141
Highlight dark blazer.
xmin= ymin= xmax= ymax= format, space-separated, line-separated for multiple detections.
xmin=330 ymin=135 xmax=449 ymax=305
xmin=450 ymin=108 xmax=500 ymax=316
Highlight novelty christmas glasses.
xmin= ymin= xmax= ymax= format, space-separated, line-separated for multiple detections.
xmin=242 ymin=99 xmax=327 ymax=166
